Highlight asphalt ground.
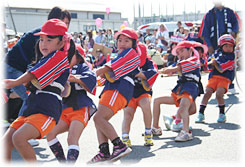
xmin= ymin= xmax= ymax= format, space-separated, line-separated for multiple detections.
xmin=4 ymin=71 xmax=245 ymax=167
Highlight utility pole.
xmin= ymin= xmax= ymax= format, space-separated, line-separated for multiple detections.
xmin=138 ymin=3 xmax=141 ymax=26
xmin=151 ymin=2 xmax=153 ymax=23
xmin=133 ymin=3 xmax=136 ymax=29
xmin=8 ymin=4 xmax=17 ymax=35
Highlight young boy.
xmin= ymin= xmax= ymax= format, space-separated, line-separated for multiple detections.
xmin=152 ymin=41 xmax=202 ymax=141
xmin=196 ymin=34 xmax=236 ymax=123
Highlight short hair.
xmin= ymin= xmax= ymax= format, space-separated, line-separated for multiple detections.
xmin=48 ymin=6 xmax=71 ymax=23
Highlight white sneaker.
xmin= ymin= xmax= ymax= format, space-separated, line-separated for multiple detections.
xmin=28 ymin=139 xmax=39 ymax=147
xmin=151 ymin=127 xmax=162 ymax=136
xmin=175 ymin=130 xmax=193 ymax=142
xmin=228 ymin=88 xmax=237 ymax=94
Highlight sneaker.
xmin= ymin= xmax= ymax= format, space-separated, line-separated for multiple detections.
xmin=122 ymin=136 xmax=132 ymax=148
xmin=195 ymin=113 xmax=205 ymax=123
xmin=28 ymin=139 xmax=39 ymax=147
xmin=171 ymin=122 xmax=182 ymax=132
xmin=217 ymin=114 xmax=226 ymax=123
xmin=151 ymin=127 xmax=162 ymax=136
xmin=144 ymin=133 xmax=153 ymax=146
xmin=87 ymin=152 xmax=110 ymax=164
xmin=110 ymin=144 xmax=132 ymax=162
xmin=228 ymin=88 xmax=237 ymax=95
xmin=163 ymin=116 xmax=174 ymax=130
xmin=175 ymin=130 xmax=193 ymax=142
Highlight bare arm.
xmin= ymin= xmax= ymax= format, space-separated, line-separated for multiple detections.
xmin=159 ymin=65 xmax=180 ymax=74
xmin=95 ymin=66 xmax=111 ymax=77
xmin=208 ymin=59 xmax=223 ymax=73
xmin=4 ymin=72 xmax=36 ymax=89
xmin=135 ymin=71 xmax=147 ymax=80
xmin=68 ymin=75 xmax=90 ymax=93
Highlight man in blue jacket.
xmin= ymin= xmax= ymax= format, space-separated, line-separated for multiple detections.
xmin=198 ymin=1 xmax=240 ymax=94
xmin=199 ymin=1 xmax=240 ymax=55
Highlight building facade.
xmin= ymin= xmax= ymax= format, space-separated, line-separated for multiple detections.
xmin=4 ymin=7 xmax=128 ymax=34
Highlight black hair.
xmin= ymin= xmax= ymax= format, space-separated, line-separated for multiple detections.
xmin=67 ymin=39 xmax=76 ymax=62
xmin=33 ymin=36 xmax=75 ymax=64
xmin=47 ymin=35 xmax=63 ymax=41
xmin=75 ymin=49 xmax=85 ymax=64
xmin=194 ymin=46 xmax=204 ymax=53
xmin=48 ymin=6 xmax=71 ymax=23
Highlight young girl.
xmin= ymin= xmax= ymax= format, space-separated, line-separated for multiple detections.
xmin=3 ymin=19 xmax=73 ymax=161
xmin=195 ymin=34 xmax=236 ymax=123
xmin=122 ymin=43 xmax=159 ymax=147
xmin=46 ymin=44 xmax=97 ymax=163
xmin=88 ymin=28 xmax=141 ymax=163
xmin=152 ymin=41 xmax=202 ymax=142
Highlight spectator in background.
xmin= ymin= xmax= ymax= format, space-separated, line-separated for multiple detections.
xmin=174 ymin=21 xmax=183 ymax=36
xmin=167 ymin=42 xmax=178 ymax=67
xmin=85 ymin=30 xmax=95 ymax=50
xmin=151 ymin=29 xmax=158 ymax=46
xmin=95 ymin=29 xmax=105 ymax=45
xmin=156 ymin=24 xmax=169 ymax=51
xmin=137 ymin=31 xmax=144 ymax=43
xmin=144 ymin=28 xmax=152 ymax=43
xmin=73 ymin=32 xmax=81 ymax=45
xmin=175 ymin=26 xmax=185 ymax=38
xmin=104 ymin=28 xmax=114 ymax=47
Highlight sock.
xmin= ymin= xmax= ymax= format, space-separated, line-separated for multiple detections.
xmin=48 ymin=138 xmax=66 ymax=162
xmin=219 ymin=104 xmax=225 ymax=115
xmin=122 ymin=133 xmax=129 ymax=138
xmin=99 ymin=142 xmax=110 ymax=156
xmin=199 ymin=105 xmax=206 ymax=114
xmin=112 ymin=137 xmax=124 ymax=148
xmin=67 ymin=145 xmax=80 ymax=162
xmin=145 ymin=128 xmax=151 ymax=134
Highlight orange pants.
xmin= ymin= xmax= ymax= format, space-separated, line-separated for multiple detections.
xmin=60 ymin=107 xmax=89 ymax=127
xmin=99 ymin=90 xmax=127 ymax=114
xmin=127 ymin=93 xmax=151 ymax=110
xmin=171 ymin=91 xmax=193 ymax=107
xmin=206 ymin=75 xmax=231 ymax=93
xmin=10 ymin=113 xmax=56 ymax=139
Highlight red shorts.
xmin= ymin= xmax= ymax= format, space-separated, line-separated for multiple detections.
xmin=99 ymin=90 xmax=127 ymax=114
xmin=207 ymin=75 xmax=231 ymax=93
xmin=127 ymin=93 xmax=151 ymax=110
xmin=171 ymin=91 xmax=193 ymax=107
xmin=10 ymin=114 xmax=56 ymax=139
xmin=60 ymin=107 xmax=89 ymax=127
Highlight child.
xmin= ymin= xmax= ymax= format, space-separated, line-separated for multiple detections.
xmin=88 ymin=28 xmax=141 ymax=163
xmin=193 ymin=42 xmax=209 ymax=72
xmin=46 ymin=44 xmax=97 ymax=163
xmin=195 ymin=34 xmax=236 ymax=123
xmin=122 ymin=43 xmax=158 ymax=147
xmin=152 ymin=41 xmax=202 ymax=141
xmin=3 ymin=19 xmax=73 ymax=161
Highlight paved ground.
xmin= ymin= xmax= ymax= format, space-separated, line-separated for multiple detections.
xmin=6 ymin=71 xmax=245 ymax=167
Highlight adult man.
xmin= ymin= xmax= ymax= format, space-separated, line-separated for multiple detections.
xmin=198 ymin=0 xmax=240 ymax=93
xmin=199 ymin=1 xmax=240 ymax=55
